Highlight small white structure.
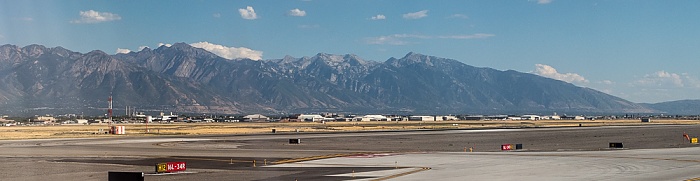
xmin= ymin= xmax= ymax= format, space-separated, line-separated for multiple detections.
xmin=386 ymin=116 xmax=407 ymax=121
xmin=31 ymin=119 xmax=53 ymax=124
xmin=574 ymin=116 xmax=585 ymax=120
xmin=298 ymin=114 xmax=325 ymax=122
xmin=334 ymin=118 xmax=353 ymax=122
xmin=61 ymin=120 xmax=76 ymax=124
xmin=507 ymin=117 xmax=522 ymax=120
xmin=354 ymin=115 xmax=388 ymax=121
xmin=409 ymin=116 xmax=436 ymax=121
xmin=161 ymin=114 xmax=178 ymax=121
xmin=243 ymin=114 xmax=269 ymax=122
xmin=0 ymin=118 xmax=15 ymax=124
xmin=76 ymin=119 xmax=89 ymax=124
xmin=521 ymin=115 xmax=541 ymax=120
xmin=439 ymin=116 xmax=460 ymax=121
xmin=36 ymin=116 xmax=56 ymax=122
xmin=133 ymin=113 xmax=147 ymax=118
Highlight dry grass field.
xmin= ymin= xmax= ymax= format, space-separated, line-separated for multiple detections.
xmin=0 ymin=119 xmax=698 ymax=140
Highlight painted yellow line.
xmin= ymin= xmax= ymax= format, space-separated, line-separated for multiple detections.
xmin=169 ymin=156 xmax=254 ymax=163
xmin=372 ymin=167 xmax=431 ymax=181
xmin=272 ymin=154 xmax=350 ymax=164
xmin=272 ymin=152 xmax=392 ymax=164
xmin=685 ymin=177 xmax=700 ymax=181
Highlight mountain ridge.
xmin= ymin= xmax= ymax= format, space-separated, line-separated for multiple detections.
xmin=0 ymin=44 xmax=658 ymax=116
xmin=642 ymin=100 xmax=700 ymax=115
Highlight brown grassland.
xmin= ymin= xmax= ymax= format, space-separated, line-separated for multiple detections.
xmin=0 ymin=119 xmax=698 ymax=140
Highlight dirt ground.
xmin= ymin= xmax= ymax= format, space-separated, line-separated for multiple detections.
xmin=0 ymin=119 xmax=697 ymax=140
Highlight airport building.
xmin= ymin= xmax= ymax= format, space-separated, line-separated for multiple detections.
xmin=243 ymin=114 xmax=269 ymax=122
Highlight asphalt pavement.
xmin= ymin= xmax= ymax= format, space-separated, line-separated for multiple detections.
xmin=1 ymin=124 xmax=699 ymax=180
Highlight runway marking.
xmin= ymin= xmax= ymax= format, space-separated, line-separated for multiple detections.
xmin=272 ymin=152 xmax=392 ymax=164
xmin=346 ymin=153 xmax=403 ymax=158
xmin=272 ymin=153 xmax=361 ymax=164
xmin=270 ymin=152 xmax=433 ymax=180
xmin=576 ymin=155 xmax=700 ymax=163
xmin=472 ymin=152 xmax=700 ymax=163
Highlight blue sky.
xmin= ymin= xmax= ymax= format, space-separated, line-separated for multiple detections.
xmin=1 ymin=0 xmax=699 ymax=103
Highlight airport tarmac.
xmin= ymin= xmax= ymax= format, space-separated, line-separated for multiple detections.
xmin=1 ymin=124 xmax=700 ymax=180
xmin=270 ymin=148 xmax=700 ymax=181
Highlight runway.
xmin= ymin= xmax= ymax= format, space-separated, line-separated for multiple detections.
xmin=270 ymin=148 xmax=700 ymax=181
xmin=0 ymin=124 xmax=699 ymax=180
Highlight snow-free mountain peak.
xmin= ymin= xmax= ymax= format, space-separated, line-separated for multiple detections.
xmin=0 ymin=44 xmax=659 ymax=115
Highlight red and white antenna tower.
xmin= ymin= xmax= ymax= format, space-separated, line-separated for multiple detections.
xmin=108 ymin=95 xmax=113 ymax=124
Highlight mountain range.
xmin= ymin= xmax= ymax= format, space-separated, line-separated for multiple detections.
xmin=641 ymin=100 xmax=700 ymax=115
xmin=0 ymin=43 xmax=692 ymax=116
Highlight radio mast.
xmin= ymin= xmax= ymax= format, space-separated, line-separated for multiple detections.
xmin=108 ymin=95 xmax=113 ymax=125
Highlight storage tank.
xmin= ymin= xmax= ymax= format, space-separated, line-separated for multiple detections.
xmin=111 ymin=126 xmax=125 ymax=134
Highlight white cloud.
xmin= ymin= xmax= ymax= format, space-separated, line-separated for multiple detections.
xmin=533 ymin=64 xmax=589 ymax=84
xmin=158 ymin=43 xmax=172 ymax=48
xmin=448 ymin=14 xmax=469 ymax=19
xmin=371 ymin=14 xmax=386 ymax=20
xmin=213 ymin=13 xmax=221 ymax=18
xmin=684 ymin=74 xmax=700 ymax=89
xmin=365 ymin=36 xmax=410 ymax=45
xmin=393 ymin=34 xmax=431 ymax=39
xmin=403 ymin=10 xmax=428 ymax=19
xmin=600 ymin=80 xmax=614 ymax=85
xmin=190 ymin=42 xmax=263 ymax=60
xmin=365 ymin=33 xmax=494 ymax=45
xmin=70 ymin=10 xmax=121 ymax=24
xmin=238 ymin=6 xmax=258 ymax=20
xmin=625 ymin=70 xmax=700 ymax=102
xmin=623 ymin=71 xmax=700 ymax=102
xmin=365 ymin=34 xmax=427 ymax=45
xmin=437 ymin=33 xmax=495 ymax=39
xmin=537 ymin=0 xmax=553 ymax=4
xmin=115 ymin=48 xmax=131 ymax=54
xmin=633 ymin=71 xmax=684 ymax=87
xmin=288 ymin=8 xmax=307 ymax=17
